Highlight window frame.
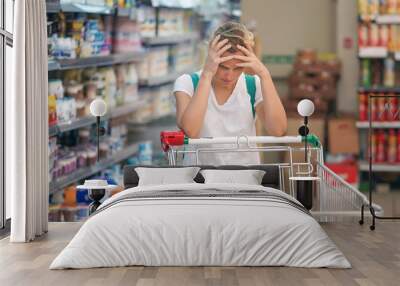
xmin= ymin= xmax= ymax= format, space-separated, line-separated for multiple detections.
xmin=0 ymin=0 xmax=13 ymax=231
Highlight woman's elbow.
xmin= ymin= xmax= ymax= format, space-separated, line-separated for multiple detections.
xmin=177 ymin=120 xmax=200 ymax=139
xmin=266 ymin=120 xmax=287 ymax=137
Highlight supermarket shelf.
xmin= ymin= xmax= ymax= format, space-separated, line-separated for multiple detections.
xmin=359 ymin=47 xmax=388 ymax=58
xmin=376 ymin=14 xmax=400 ymax=24
xmin=49 ymin=100 xmax=146 ymax=136
xmin=60 ymin=3 xmax=114 ymax=14
xmin=356 ymin=121 xmax=400 ymax=128
xmin=141 ymin=33 xmax=199 ymax=46
xmin=358 ymin=86 xmax=400 ymax=93
xmin=48 ymin=51 xmax=146 ymax=71
xmin=48 ymin=60 xmax=60 ymax=71
xmin=46 ymin=1 xmax=61 ymax=13
xmin=359 ymin=161 xmax=400 ymax=172
xmin=139 ymin=67 xmax=195 ymax=87
xmin=46 ymin=1 xmax=137 ymax=17
xmin=49 ymin=143 xmax=139 ymax=193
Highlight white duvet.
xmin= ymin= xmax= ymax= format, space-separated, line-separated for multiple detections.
xmin=50 ymin=183 xmax=351 ymax=269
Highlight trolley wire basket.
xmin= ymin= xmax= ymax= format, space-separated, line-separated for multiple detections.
xmin=160 ymin=131 xmax=383 ymax=223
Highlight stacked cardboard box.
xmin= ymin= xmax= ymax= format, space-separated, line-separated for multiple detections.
xmin=284 ymin=49 xmax=341 ymax=116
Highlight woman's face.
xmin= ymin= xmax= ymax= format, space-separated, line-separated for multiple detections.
xmin=214 ymin=50 xmax=245 ymax=87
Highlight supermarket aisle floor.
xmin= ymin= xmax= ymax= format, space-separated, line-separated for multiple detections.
xmin=1 ymin=221 xmax=400 ymax=286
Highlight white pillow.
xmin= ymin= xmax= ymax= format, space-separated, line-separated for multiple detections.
xmin=200 ymin=169 xmax=266 ymax=185
xmin=135 ymin=167 xmax=200 ymax=186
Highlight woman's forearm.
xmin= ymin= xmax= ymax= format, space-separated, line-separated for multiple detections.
xmin=259 ymin=71 xmax=287 ymax=136
xmin=179 ymin=73 xmax=213 ymax=138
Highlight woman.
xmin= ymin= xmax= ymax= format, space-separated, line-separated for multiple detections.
xmin=173 ymin=22 xmax=287 ymax=165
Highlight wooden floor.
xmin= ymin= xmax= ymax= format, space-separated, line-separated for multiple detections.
xmin=1 ymin=221 xmax=400 ymax=286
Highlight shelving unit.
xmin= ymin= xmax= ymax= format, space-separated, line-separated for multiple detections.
xmin=45 ymin=0 xmax=207 ymax=222
xmin=142 ymin=33 xmax=199 ymax=46
xmin=48 ymin=51 xmax=146 ymax=71
xmin=49 ymin=100 xmax=146 ymax=136
xmin=357 ymin=8 xmax=400 ymax=175
xmin=358 ymin=86 xmax=400 ymax=93
xmin=49 ymin=143 xmax=139 ymax=193
xmin=358 ymin=161 xmax=400 ymax=172
xmin=358 ymin=47 xmax=388 ymax=58
xmin=356 ymin=121 xmax=400 ymax=128
xmin=47 ymin=1 xmax=115 ymax=14
xmin=375 ymin=14 xmax=400 ymax=24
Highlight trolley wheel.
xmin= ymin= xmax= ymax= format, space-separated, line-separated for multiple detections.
xmin=370 ymin=225 xmax=375 ymax=231
xmin=359 ymin=220 xmax=364 ymax=225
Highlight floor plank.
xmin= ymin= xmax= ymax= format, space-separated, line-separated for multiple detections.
xmin=0 ymin=221 xmax=399 ymax=286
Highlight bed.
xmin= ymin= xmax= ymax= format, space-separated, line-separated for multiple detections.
xmin=50 ymin=165 xmax=351 ymax=269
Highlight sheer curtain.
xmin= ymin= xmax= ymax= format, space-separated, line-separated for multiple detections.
xmin=7 ymin=0 xmax=48 ymax=242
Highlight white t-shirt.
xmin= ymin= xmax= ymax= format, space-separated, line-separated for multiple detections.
xmin=173 ymin=71 xmax=264 ymax=166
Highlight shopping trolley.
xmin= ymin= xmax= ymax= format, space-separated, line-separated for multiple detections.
xmin=160 ymin=130 xmax=383 ymax=223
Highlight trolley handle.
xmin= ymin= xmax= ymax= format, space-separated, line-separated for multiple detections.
xmin=160 ymin=131 xmax=320 ymax=151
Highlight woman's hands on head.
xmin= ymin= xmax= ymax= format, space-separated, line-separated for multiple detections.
xmin=234 ymin=44 xmax=270 ymax=79
xmin=203 ymin=35 xmax=236 ymax=79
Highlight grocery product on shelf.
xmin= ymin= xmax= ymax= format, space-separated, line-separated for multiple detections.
xmin=358 ymin=0 xmax=400 ymax=19
xmin=114 ymin=17 xmax=142 ymax=53
xmin=170 ymin=43 xmax=197 ymax=72
xmin=285 ymin=50 xmax=341 ymax=116
xmin=137 ymin=6 xmax=156 ymax=38
xmin=138 ymin=47 xmax=169 ymax=80
xmin=117 ymin=0 xmax=134 ymax=8
xmin=99 ymin=67 xmax=118 ymax=109
xmin=48 ymin=63 xmax=140 ymax=124
xmin=48 ymin=13 xmax=113 ymax=60
xmin=358 ymin=58 xmax=400 ymax=87
xmin=48 ymin=150 xmax=139 ymax=222
xmin=158 ymin=9 xmax=185 ymax=36
xmin=115 ymin=63 xmax=139 ymax=104
xmin=363 ymin=128 xmax=400 ymax=163
xmin=358 ymin=92 xmax=400 ymax=121
xmin=129 ymin=84 xmax=175 ymax=124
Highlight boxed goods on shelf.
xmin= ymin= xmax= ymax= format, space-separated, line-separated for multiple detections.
xmin=113 ymin=17 xmax=142 ymax=53
xmin=152 ymin=84 xmax=176 ymax=117
xmin=328 ymin=117 xmax=359 ymax=155
xmin=129 ymin=84 xmax=175 ymax=124
xmin=115 ymin=63 xmax=139 ymax=103
xmin=137 ymin=6 xmax=156 ymax=38
xmin=158 ymin=9 xmax=185 ymax=36
xmin=99 ymin=67 xmax=118 ymax=109
xmin=137 ymin=47 xmax=169 ymax=80
xmin=170 ymin=43 xmax=197 ymax=72
xmin=48 ymin=79 xmax=64 ymax=126
xmin=48 ymin=63 xmax=140 ymax=125
xmin=48 ymin=13 xmax=112 ymax=60
xmin=285 ymin=50 xmax=341 ymax=116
